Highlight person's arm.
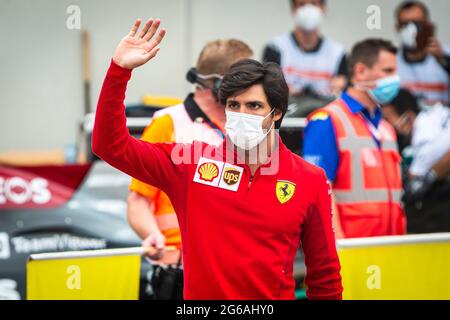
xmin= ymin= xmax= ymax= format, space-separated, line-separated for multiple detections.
xmin=303 ymin=115 xmax=343 ymax=238
xmin=330 ymin=55 xmax=348 ymax=96
xmin=433 ymin=149 xmax=450 ymax=179
xmin=331 ymin=192 xmax=344 ymax=239
xmin=303 ymin=116 xmax=340 ymax=182
xmin=127 ymin=191 xmax=166 ymax=260
xmin=127 ymin=191 xmax=157 ymax=239
xmin=301 ymin=171 xmax=343 ymax=300
xmin=127 ymin=113 xmax=176 ymax=259
xmin=404 ymin=150 xmax=450 ymax=202
xmin=92 ymin=18 xmax=182 ymax=197
xmin=426 ymin=38 xmax=450 ymax=75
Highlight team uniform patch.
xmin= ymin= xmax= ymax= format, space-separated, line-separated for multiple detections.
xmin=194 ymin=158 xmax=243 ymax=192
xmin=198 ymin=162 xmax=220 ymax=182
xmin=309 ymin=112 xmax=329 ymax=121
xmin=218 ymin=165 xmax=243 ymax=192
xmin=276 ymin=180 xmax=296 ymax=204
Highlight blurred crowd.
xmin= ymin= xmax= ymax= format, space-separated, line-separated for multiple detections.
xmin=263 ymin=0 xmax=449 ymax=235
xmin=128 ymin=0 xmax=450 ymax=275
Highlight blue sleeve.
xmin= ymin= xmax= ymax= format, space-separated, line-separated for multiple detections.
xmin=302 ymin=117 xmax=340 ymax=182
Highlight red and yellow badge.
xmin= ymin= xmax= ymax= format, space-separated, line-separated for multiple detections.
xmin=276 ymin=180 xmax=296 ymax=204
xmin=198 ymin=162 xmax=220 ymax=182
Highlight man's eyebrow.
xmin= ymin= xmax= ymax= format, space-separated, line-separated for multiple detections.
xmin=227 ymin=99 xmax=265 ymax=105
xmin=246 ymin=100 xmax=264 ymax=105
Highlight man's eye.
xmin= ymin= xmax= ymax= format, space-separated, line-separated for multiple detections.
xmin=249 ymin=103 xmax=261 ymax=109
xmin=228 ymin=103 xmax=238 ymax=109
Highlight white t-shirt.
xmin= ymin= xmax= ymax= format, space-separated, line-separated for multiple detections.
xmin=270 ymin=34 xmax=345 ymax=97
xmin=410 ymin=104 xmax=450 ymax=176
xmin=398 ymin=46 xmax=450 ymax=107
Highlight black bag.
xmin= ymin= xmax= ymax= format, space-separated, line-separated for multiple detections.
xmin=150 ymin=254 xmax=184 ymax=300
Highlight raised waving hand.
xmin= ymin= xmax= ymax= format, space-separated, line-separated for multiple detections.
xmin=113 ymin=18 xmax=166 ymax=70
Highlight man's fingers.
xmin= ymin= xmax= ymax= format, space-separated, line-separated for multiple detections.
xmin=153 ymin=28 xmax=167 ymax=46
xmin=155 ymin=236 xmax=166 ymax=249
xmin=139 ymin=18 xmax=154 ymax=39
xmin=128 ymin=18 xmax=142 ymax=37
xmin=146 ymin=248 xmax=164 ymax=260
xmin=144 ymin=28 xmax=166 ymax=52
xmin=144 ymin=47 xmax=161 ymax=62
xmin=143 ymin=18 xmax=161 ymax=42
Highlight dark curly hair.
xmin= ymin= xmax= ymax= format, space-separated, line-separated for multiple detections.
xmin=219 ymin=59 xmax=289 ymax=129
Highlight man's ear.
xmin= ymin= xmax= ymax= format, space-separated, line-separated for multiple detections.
xmin=273 ymin=108 xmax=283 ymax=122
xmin=353 ymin=62 xmax=368 ymax=83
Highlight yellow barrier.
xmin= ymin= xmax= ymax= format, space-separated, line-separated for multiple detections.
xmin=27 ymin=235 xmax=450 ymax=300
xmin=337 ymin=233 xmax=450 ymax=300
xmin=27 ymin=247 xmax=145 ymax=300
xmin=141 ymin=96 xmax=183 ymax=107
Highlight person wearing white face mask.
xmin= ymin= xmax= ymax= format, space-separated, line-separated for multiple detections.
xmin=92 ymin=18 xmax=343 ymax=300
xmin=303 ymin=39 xmax=406 ymax=239
xmin=263 ymin=0 xmax=347 ymax=99
xmin=395 ymin=1 xmax=450 ymax=107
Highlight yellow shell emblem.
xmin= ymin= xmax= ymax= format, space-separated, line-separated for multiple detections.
xmin=276 ymin=180 xmax=296 ymax=204
xmin=198 ymin=162 xmax=219 ymax=182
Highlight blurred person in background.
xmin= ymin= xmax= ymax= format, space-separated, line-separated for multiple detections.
xmin=402 ymin=102 xmax=450 ymax=233
xmin=382 ymin=88 xmax=420 ymax=154
xmin=396 ymin=1 xmax=450 ymax=107
xmin=303 ymin=39 xmax=405 ymax=239
xmin=127 ymin=38 xmax=253 ymax=299
xmin=381 ymin=89 xmax=419 ymax=188
xmin=382 ymin=88 xmax=450 ymax=233
xmin=262 ymin=0 xmax=347 ymax=102
xmin=394 ymin=0 xmax=450 ymax=235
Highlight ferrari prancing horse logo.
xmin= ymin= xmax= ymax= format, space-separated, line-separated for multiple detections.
xmin=276 ymin=180 xmax=296 ymax=204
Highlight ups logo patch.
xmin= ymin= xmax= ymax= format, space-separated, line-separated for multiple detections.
xmin=222 ymin=168 xmax=241 ymax=186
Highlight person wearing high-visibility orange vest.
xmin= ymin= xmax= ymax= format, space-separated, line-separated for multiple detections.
xmin=127 ymin=40 xmax=253 ymax=270
xmin=303 ymin=39 xmax=407 ymax=239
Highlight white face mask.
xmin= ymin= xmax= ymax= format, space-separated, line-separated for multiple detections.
xmin=294 ymin=4 xmax=323 ymax=32
xmin=399 ymin=22 xmax=418 ymax=49
xmin=225 ymin=110 xmax=275 ymax=150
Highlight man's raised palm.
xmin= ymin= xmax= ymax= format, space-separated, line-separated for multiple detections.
xmin=113 ymin=18 xmax=166 ymax=70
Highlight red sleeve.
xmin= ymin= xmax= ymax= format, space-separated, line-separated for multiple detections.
xmin=301 ymin=171 xmax=343 ymax=300
xmin=92 ymin=59 xmax=185 ymax=199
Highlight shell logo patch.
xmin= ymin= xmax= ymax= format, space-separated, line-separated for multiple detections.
xmin=193 ymin=158 xmax=243 ymax=192
xmin=198 ymin=162 xmax=219 ymax=182
xmin=222 ymin=168 xmax=241 ymax=186
xmin=276 ymin=180 xmax=296 ymax=204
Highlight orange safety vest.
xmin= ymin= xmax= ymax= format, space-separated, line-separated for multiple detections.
xmin=313 ymin=99 xmax=406 ymax=238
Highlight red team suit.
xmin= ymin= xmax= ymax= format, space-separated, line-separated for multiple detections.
xmin=92 ymin=60 xmax=343 ymax=300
